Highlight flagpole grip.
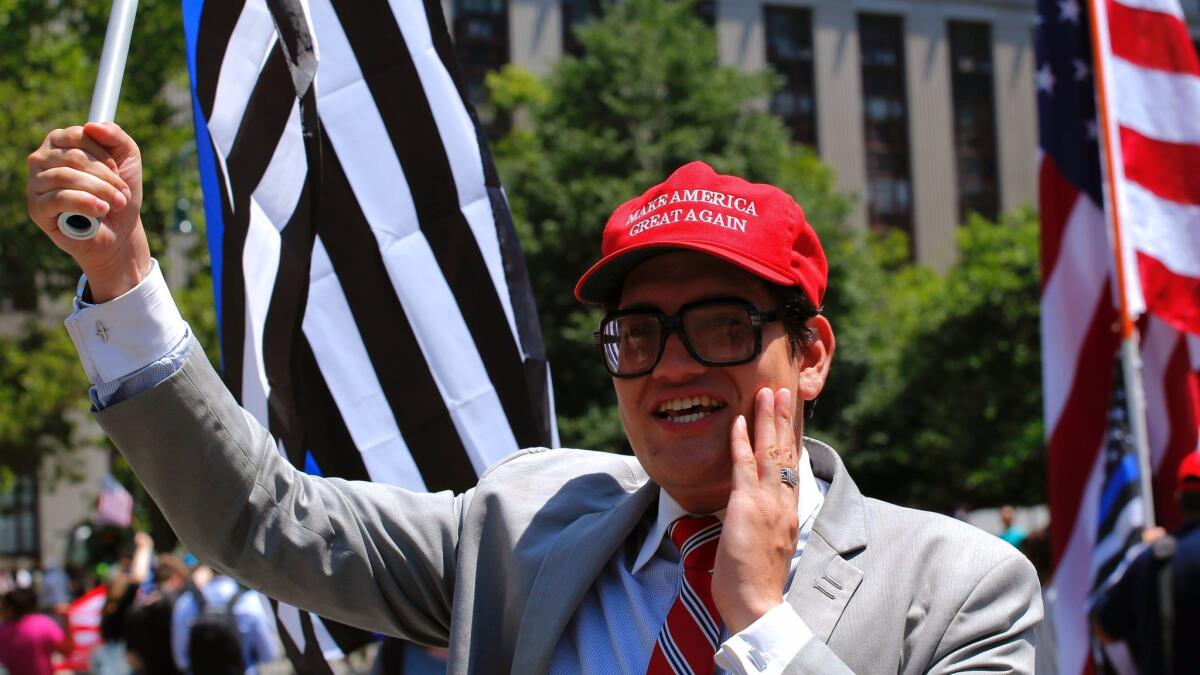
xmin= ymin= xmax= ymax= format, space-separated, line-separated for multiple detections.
xmin=57 ymin=0 xmax=139 ymax=242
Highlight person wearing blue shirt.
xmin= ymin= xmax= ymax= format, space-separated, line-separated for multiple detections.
xmin=171 ymin=571 xmax=279 ymax=675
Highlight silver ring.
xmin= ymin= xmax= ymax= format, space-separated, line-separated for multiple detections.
xmin=780 ymin=467 xmax=799 ymax=488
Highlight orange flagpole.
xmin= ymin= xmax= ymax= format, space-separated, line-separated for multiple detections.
xmin=1086 ymin=0 xmax=1157 ymax=528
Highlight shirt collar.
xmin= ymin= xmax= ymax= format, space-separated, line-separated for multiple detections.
xmin=632 ymin=446 xmax=823 ymax=574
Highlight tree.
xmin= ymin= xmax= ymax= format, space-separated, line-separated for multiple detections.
xmin=0 ymin=0 xmax=202 ymax=481
xmin=490 ymin=0 xmax=855 ymax=452
xmin=837 ymin=210 xmax=1044 ymax=511
xmin=490 ymin=0 xmax=1045 ymax=511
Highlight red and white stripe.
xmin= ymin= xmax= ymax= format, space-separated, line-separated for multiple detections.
xmin=1095 ymin=0 xmax=1200 ymax=333
xmin=1045 ymin=2 xmax=1200 ymax=673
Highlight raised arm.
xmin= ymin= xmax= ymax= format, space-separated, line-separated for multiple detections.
xmin=27 ymin=123 xmax=467 ymax=645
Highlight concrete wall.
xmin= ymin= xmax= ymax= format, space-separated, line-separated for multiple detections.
xmin=37 ymin=441 xmax=109 ymax=569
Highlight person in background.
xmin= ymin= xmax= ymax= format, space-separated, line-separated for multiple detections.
xmin=1093 ymin=452 xmax=1200 ymax=675
xmin=0 ymin=586 xmax=72 ymax=675
xmin=92 ymin=532 xmax=156 ymax=675
xmin=170 ymin=567 xmax=278 ymax=675
xmin=999 ymin=505 xmax=1028 ymax=548
xmin=124 ymin=553 xmax=189 ymax=675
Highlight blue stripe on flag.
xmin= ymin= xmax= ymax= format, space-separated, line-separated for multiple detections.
xmin=304 ymin=451 xmax=322 ymax=476
xmin=1098 ymin=453 xmax=1139 ymax=525
xmin=181 ymin=0 xmax=226 ymax=354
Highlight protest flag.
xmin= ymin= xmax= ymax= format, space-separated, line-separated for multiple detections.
xmin=180 ymin=0 xmax=558 ymax=670
xmin=95 ymin=475 xmax=134 ymax=528
xmin=1037 ymin=0 xmax=1200 ymax=672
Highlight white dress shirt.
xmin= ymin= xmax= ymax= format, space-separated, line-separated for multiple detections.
xmin=66 ymin=262 xmax=829 ymax=674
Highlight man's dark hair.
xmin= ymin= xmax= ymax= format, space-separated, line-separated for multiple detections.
xmin=767 ymin=284 xmax=822 ymax=421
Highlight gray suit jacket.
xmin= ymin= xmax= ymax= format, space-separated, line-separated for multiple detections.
xmin=97 ymin=344 xmax=1041 ymax=674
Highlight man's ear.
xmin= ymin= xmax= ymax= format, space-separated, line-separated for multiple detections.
xmin=796 ymin=315 xmax=835 ymax=402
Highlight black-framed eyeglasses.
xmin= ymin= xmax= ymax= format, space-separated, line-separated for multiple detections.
xmin=593 ymin=297 xmax=781 ymax=378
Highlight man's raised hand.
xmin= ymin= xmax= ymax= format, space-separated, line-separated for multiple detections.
xmin=712 ymin=387 xmax=802 ymax=634
xmin=27 ymin=122 xmax=150 ymax=302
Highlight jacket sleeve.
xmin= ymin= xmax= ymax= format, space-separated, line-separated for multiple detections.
xmin=782 ymin=640 xmax=857 ymax=675
xmin=96 ymin=340 xmax=466 ymax=647
xmin=926 ymin=552 xmax=1042 ymax=674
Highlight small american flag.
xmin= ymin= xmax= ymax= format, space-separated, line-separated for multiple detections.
xmin=95 ymin=474 xmax=133 ymax=529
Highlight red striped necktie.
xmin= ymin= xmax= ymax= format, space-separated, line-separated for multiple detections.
xmin=646 ymin=515 xmax=724 ymax=675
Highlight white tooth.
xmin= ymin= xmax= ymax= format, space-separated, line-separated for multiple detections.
xmin=691 ymin=396 xmax=700 ymax=408
xmin=675 ymin=399 xmax=685 ymax=411
xmin=700 ymin=395 xmax=710 ymax=407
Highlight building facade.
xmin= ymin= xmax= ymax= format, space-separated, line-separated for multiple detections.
xmin=445 ymin=0 xmax=1200 ymax=269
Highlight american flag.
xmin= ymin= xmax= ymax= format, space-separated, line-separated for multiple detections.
xmin=95 ymin=474 xmax=133 ymax=528
xmin=1037 ymin=0 xmax=1200 ymax=673
xmin=180 ymin=0 xmax=557 ymax=671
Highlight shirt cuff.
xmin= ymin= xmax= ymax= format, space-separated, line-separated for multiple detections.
xmin=714 ymin=603 xmax=813 ymax=675
xmin=64 ymin=259 xmax=187 ymax=384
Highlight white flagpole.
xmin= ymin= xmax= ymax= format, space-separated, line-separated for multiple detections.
xmin=1087 ymin=0 xmax=1156 ymax=528
xmin=57 ymin=0 xmax=139 ymax=242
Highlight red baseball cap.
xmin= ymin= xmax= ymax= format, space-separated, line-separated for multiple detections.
xmin=574 ymin=161 xmax=827 ymax=306
xmin=1178 ymin=452 xmax=1200 ymax=492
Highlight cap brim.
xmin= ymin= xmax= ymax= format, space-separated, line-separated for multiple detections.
xmin=574 ymin=239 xmax=794 ymax=304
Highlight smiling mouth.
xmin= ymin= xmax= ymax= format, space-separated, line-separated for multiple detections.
xmin=653 ymin=395 xmax=727 ymax=424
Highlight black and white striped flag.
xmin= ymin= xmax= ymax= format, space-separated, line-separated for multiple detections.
xmin=181 ymin=0 xmax=557 ymax=670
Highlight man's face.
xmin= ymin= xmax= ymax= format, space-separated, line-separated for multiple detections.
xmin=612 ymin=251 xmax=831 ymax=512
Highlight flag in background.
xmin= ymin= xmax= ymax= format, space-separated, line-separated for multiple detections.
xmin=180 ymin=0 xmax=558 ymax=670
xmin=95 ymin=474 xmax=133 ymax=528
xmin=1037 ymin=0 xmax=1200 ymax=673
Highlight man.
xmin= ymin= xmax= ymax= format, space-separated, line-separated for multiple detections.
xmin=125 ymin=553 xmax=189 ymax=674
xmin=27 ymin=122 xmax=1040 ymax=673
xmin=1092 ymin=452 xmax=1200 ymax=674
xmin=169 ymin=569 xmax=278 ymax=675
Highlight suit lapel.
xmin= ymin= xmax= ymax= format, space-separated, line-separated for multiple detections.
xmin=786 ymin=532 xmax=864 ymax=641
xmin=512 ymin=480 xmax=659 ymax=674
xmin=787 ymin=439 xmax=868 ymax=642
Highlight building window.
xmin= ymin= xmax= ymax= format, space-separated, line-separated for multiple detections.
xmin=562 ymin=0 xmax=603 ymax=57
xmin=0 ymin=474 xmax=39 ymax=560
xmin=949 ymin=21 xmax=999 ymax=222
xmin=858 ymin=13 xmax=913 ymax=239
xmin=764 ymin=6 xmax=818 ymax=148
xmin=453 ymin=0 xmax=509 ymax=111
xmin=694 ymin=1 xmax=716 ymax=27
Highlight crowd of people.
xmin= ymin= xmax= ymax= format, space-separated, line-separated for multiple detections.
xmin=0 ymin=532 xmax=278 ymax=675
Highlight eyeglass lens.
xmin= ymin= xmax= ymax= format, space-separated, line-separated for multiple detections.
xmin=601 ymin=303 xmax=757 ymax=375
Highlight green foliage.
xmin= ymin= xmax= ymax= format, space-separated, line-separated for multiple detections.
xmin=490 ymin=0 xmax=1043 ymax=510
xmin=492 ymin=0 xmax=852 ymax=453
xmin=837 ymin=210 xmax=1044 ymax=511
xmin=0 ymin=321 xmax=90 ymax=486
xmin=0 ymin=0 xmax=201 ymax=477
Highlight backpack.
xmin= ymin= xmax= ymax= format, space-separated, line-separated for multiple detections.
xmin=186 ymin=584 xmax=249 ymax=675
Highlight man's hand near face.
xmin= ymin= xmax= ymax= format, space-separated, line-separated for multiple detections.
xmin=713 ymin=386 xmax=802 ymax=634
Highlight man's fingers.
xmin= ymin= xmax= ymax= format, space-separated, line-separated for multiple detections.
xmin=39 ymin=129 xmax=129 ymax=197
xmin=774 ymin=388 xmax=796 ymax=471
xmin=83 ymin=122 xmax=139 ymax=164
xmin=30 ymin=167 xmax=128 ymax=211
xmin=753 ymin=387 xmax=779 ymax=482
xmin=31 ymin=189 xmax=110 ymax=228
xmin=729 ymin=414 xmax=758 ymax=489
